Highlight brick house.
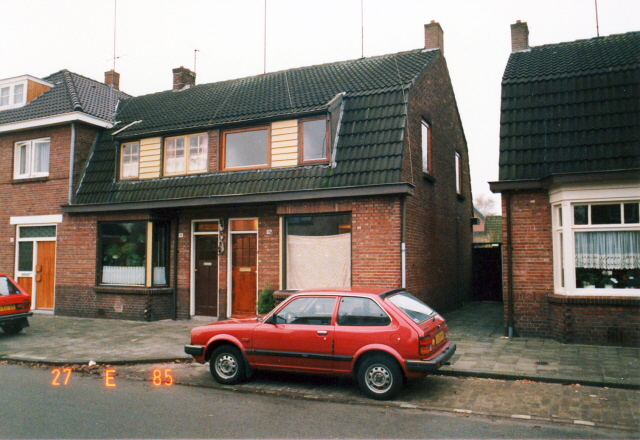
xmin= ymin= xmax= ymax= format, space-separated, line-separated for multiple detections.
xmin=0 ymin=70 xmax=128 ymax=312
xmin=490 ymin=23 xmax=640 ymax=346
xmin=16 ymin=22 xmax=472 ymax=322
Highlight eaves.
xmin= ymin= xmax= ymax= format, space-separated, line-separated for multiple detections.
xmin=61 ymin=183 xmax=414 ymax=213
xmin=490 ymin=169 xmax=640 ymax=193
xmin=0 ymin=112 xmax=114 ymax=133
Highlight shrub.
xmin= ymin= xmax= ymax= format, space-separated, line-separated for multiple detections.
xmin=257 ymin=285 xmax=275 ymax=314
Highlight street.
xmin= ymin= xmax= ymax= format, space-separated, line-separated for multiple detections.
xmin=0 ymin=363 xmax=636 ymax=439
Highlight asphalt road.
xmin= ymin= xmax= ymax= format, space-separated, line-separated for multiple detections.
xmin=0 ymin=363 xmax=633 ymax=439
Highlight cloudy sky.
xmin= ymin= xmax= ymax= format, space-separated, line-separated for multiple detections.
xmin=2 ymin=0 xmax=638 ymax=211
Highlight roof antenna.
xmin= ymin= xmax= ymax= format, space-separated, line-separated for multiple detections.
xmin=194 ymin=49 xmax=200 ymax=75
xmin=361 ymin=0 xmax=364 ymax=57
xmin=594 ymin=0 xmax=600 ymax=37
xmin=263 ymin=0 xmax=267 ymax=74
xmin=113 ymin=0 xmax=117 ymax=71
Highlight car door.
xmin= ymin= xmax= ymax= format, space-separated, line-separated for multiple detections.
xmin=251 ymin=296 xmax=337 ymax=373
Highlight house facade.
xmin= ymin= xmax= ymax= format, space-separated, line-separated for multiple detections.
xmin=0 ymin=70 xmax=128 ymax=312
xmin=491 ymin=23 xmax=640 ymax=346
xmin=4 ymin=23 xmax=473 ymax=322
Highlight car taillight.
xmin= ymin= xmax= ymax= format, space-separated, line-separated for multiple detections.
xmin=16 ymin=302 xmax=30 ymax=310
xmin=419 ymin=336 xmax=432 ymax=356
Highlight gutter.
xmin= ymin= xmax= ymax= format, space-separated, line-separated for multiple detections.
xmin=505 ymin=192 xmax=515 ymax=338
xmin=401 ymin=195 xmax=407 ymax=288
xmin=61 ymin=183 xmax=415 ymax=213
xmin=68 ymin=122 xmax=76 ymax=203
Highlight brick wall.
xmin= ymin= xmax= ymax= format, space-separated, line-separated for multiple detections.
xmin=402 ymin=53 xmax=474 ymax=312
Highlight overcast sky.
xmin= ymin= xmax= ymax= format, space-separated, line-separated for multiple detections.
xmin=2 ymin=0 xmax=638 ymax=212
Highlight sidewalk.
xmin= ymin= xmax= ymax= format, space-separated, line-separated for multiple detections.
xmin=1 ymin=302 xmax=638 ymax=389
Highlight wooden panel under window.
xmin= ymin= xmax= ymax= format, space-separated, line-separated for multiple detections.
xmin=139 ymin=137 xmax=162 ymax=179
xmin=271 ymin=119 xmax=298 ymax=168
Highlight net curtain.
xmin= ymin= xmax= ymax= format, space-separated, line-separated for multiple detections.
xmin=575 ymin=231 xmax=640 ymax=269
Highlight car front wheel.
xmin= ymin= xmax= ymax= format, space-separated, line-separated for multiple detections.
xmin=357 ymin=355 xmax=403 ymax=400
xmin=209 ymin=345 xmax=246 ymax=385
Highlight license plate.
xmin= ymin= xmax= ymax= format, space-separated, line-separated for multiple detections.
xmin=434 ymin=331 xmax=445 ymax=345
xmin=0 ymin=304 xmax=16 ymax=312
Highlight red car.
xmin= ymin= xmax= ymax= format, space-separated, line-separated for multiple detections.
xmin=185 ymin=288 xmax=456 ymax=400
xmin=0 ymin=274 xmax=32 ymax=335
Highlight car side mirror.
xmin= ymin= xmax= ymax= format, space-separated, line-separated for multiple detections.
xmin=264 ymin=314 xmax=276 ymax=325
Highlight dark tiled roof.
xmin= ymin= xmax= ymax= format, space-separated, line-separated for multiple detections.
xmin=73 ymin=49 xmax=440 ymax=206
xmin=0 ymin=70 xmax=130 ymax=126
xmin=498 ymin=31 xmax=640 ymax=181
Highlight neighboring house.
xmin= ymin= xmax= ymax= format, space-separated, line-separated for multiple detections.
xmin=0 ymin=70 xmax=129 ymax=312
xmin=472 ymin=208 xmax=502 ymax=246
xmin=56 ymin=22 xmax=473 ymax=321
xmin=490 ymin=23 xmax=640 ymax=346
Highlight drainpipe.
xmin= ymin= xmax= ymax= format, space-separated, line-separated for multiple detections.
xmin=68 ymin=122 xmax=76 ymax=203
xmin=401 ymin=195 xmax=407 ymax=288
xmin=172 ymin=215 xmax=179 ymax=320
xmin=505 ymin=191 xmax=514 ymax=338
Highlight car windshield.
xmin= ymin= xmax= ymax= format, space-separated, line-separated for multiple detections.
xmin=386 ymin=292 xmax=436 ymax=324
xmin=0 ymin=276 xmax=21 ymax=296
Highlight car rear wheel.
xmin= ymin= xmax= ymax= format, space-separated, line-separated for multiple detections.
xmin=1 ymin=324 xmax=23 ymax=335
xmin=357 ymin=355 xmax=403 ymax=400
xmin=209 ymin=345 xmax=246 ymax=385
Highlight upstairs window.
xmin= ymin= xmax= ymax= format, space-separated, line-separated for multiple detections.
xmin=0 ymin=82 xmax=26 ymax=109
xmin=14 ymin=139 xmax=50 ymax=179
xmin=421 ymin=120 xmax=431 ymax=174
xmin=121 ymin=142 xmax=139 ymax=179
xmin=300 ymin=117 xmax=328 ymax=163
xmin=455 ymin=152 xmax=462 ymax=194
xmin=164 ymin=133 xmax=208 ymax=175
xmin=222 ymin=126 xmax=270 ymax=170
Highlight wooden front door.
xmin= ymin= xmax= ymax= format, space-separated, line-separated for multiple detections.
xmin=231 ymin=234 xmax=257 ymax=316
xmin=35 ymin=241 xmax=55 ymax=310
xmin=195 ymin=235 xmax=218 ymax=316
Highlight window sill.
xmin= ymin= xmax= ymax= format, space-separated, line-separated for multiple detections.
xmin=548 ymin=293 xmax=640 ymax=305
xmin=94 ymin=286 xmax=173 ymax=296
xmin=422 ymin=172 xmax=436 ymax=183
xmin=11 ymin=176 xmax=48 ymax=184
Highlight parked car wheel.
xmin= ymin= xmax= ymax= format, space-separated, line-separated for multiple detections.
xmin=209 ymin=345 xmax=246 ymax=385
xmin=357 ymin=354 xmax=403 ymax=400
xmin=1 ymin=323 xmax=23 ymax=335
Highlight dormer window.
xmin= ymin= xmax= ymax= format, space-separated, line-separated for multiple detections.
xmin=0 ymin=84 xmax=23 ymax=107
xmin=222 ymin=126 xmax=270 ymax=170
xmin=120 ymin=142 xmax=140 ymax=179
xmin=300 ymin=117 xmax=328 ymax=163
xmin=164 ymin=133 xmax=208 ymax=175
xmin=0 ymin=75 xmax=52 ymax=111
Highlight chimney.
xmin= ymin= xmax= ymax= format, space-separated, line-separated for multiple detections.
xmin=104 ymin=70 xmax=120 ymax=90
xmin=424 ymin=21 xmax=444 ymax=54
xmin=172 ymin=66 xmax=196 ymax=91
xmin=510 ymin=20 xmax=529 ymax=52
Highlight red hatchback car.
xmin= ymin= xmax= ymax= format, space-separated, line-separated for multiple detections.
xmin=185 ymin=288 xmax=456 ymax=400
xmin=0 ymin=274 xmax=32 ymax=335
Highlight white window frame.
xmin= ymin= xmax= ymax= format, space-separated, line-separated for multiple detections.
xmin=0 ymin=80 xmax=26 ymax=109
xmin=421 ymin=120 xmax=430 ymax=174
xmin=14 ymin=138 xmax=50 ymax=179
xmin=455 ymin=151 xmax=462 ymax=194
xmin=550 ymin=182 xmax=640 ymax=297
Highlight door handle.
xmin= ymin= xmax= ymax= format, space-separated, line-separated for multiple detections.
xmin=317 ymin=330 xmax=328 ymax=335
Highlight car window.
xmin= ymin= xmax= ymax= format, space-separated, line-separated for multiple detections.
xmin=337 ymin=297 xmax=391 ymax=326
xmin=273 ymin=297 xmax=335 ymax=325
xmin=386 ymin=292 xmax=435 ymax=324
xmin=0 ymin=277 xmax=21 ymax=296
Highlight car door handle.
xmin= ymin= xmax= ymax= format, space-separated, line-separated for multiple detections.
xmin=317 ymin=330 xmax=328 ymax=335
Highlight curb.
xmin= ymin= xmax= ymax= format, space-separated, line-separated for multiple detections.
xmin=0 ymin=356 xmax=192 ymax=366
xmin=433 ymin=369 xmax=640 ymax=391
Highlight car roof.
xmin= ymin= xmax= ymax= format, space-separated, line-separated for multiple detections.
xmin=291 ymin=287 xmax=403 ymax=298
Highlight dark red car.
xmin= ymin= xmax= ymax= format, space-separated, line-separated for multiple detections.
xmin=0 ymin=274 xmax=32 ymax=335
xmin=185 ymin=288 xmax=456 ymax=400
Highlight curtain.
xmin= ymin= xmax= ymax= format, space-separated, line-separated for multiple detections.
xmin=575 ymin=231 xmax=640 ymax=269
xmin=287 ymin=233 xmax=351 ymax=289
xmin=33 ymin=141 xmax=50 ymax=173
xmin=102 ymin=266 xmax=145 ymax=285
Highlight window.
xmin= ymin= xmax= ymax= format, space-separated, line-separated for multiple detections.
xmin=222 ymin=127 xmax=269 ymax=170
xmin=98 ymin=221 xmax=170 ymax=287
xmin=14 ymin=139 xmax=50 ymax=179
xmin=300 ymin=118 xmax=328 ymax=163
xmin=272 ymin=297 xmax=336 ymax=325
xmin=421 ymin=120 xmax=431 ymax=174
xmin=337 ymin=297 xmax=390 ymax=326
xmin=552 ymin=189 xmax=640 ymax=296
xmin=0 ymin=82 xmax=26 ymax=109
xmin=455 ymin=152 xmax=462 ymax=194
xmin=285 ymin=214 xmax=351 ymax=289
xmin=164 ymin=133 xmax=208 ymax=175
xmin=121 ymin=142 xmax=139 ymax=179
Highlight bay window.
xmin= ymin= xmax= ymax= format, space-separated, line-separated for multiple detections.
xmin=552 ymin=186 xmax=639 ymax=295
xmin=98 ymin=221 xmax=170 ymax=287
xmin=284 ymin=213 xmax=351 ymax=289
